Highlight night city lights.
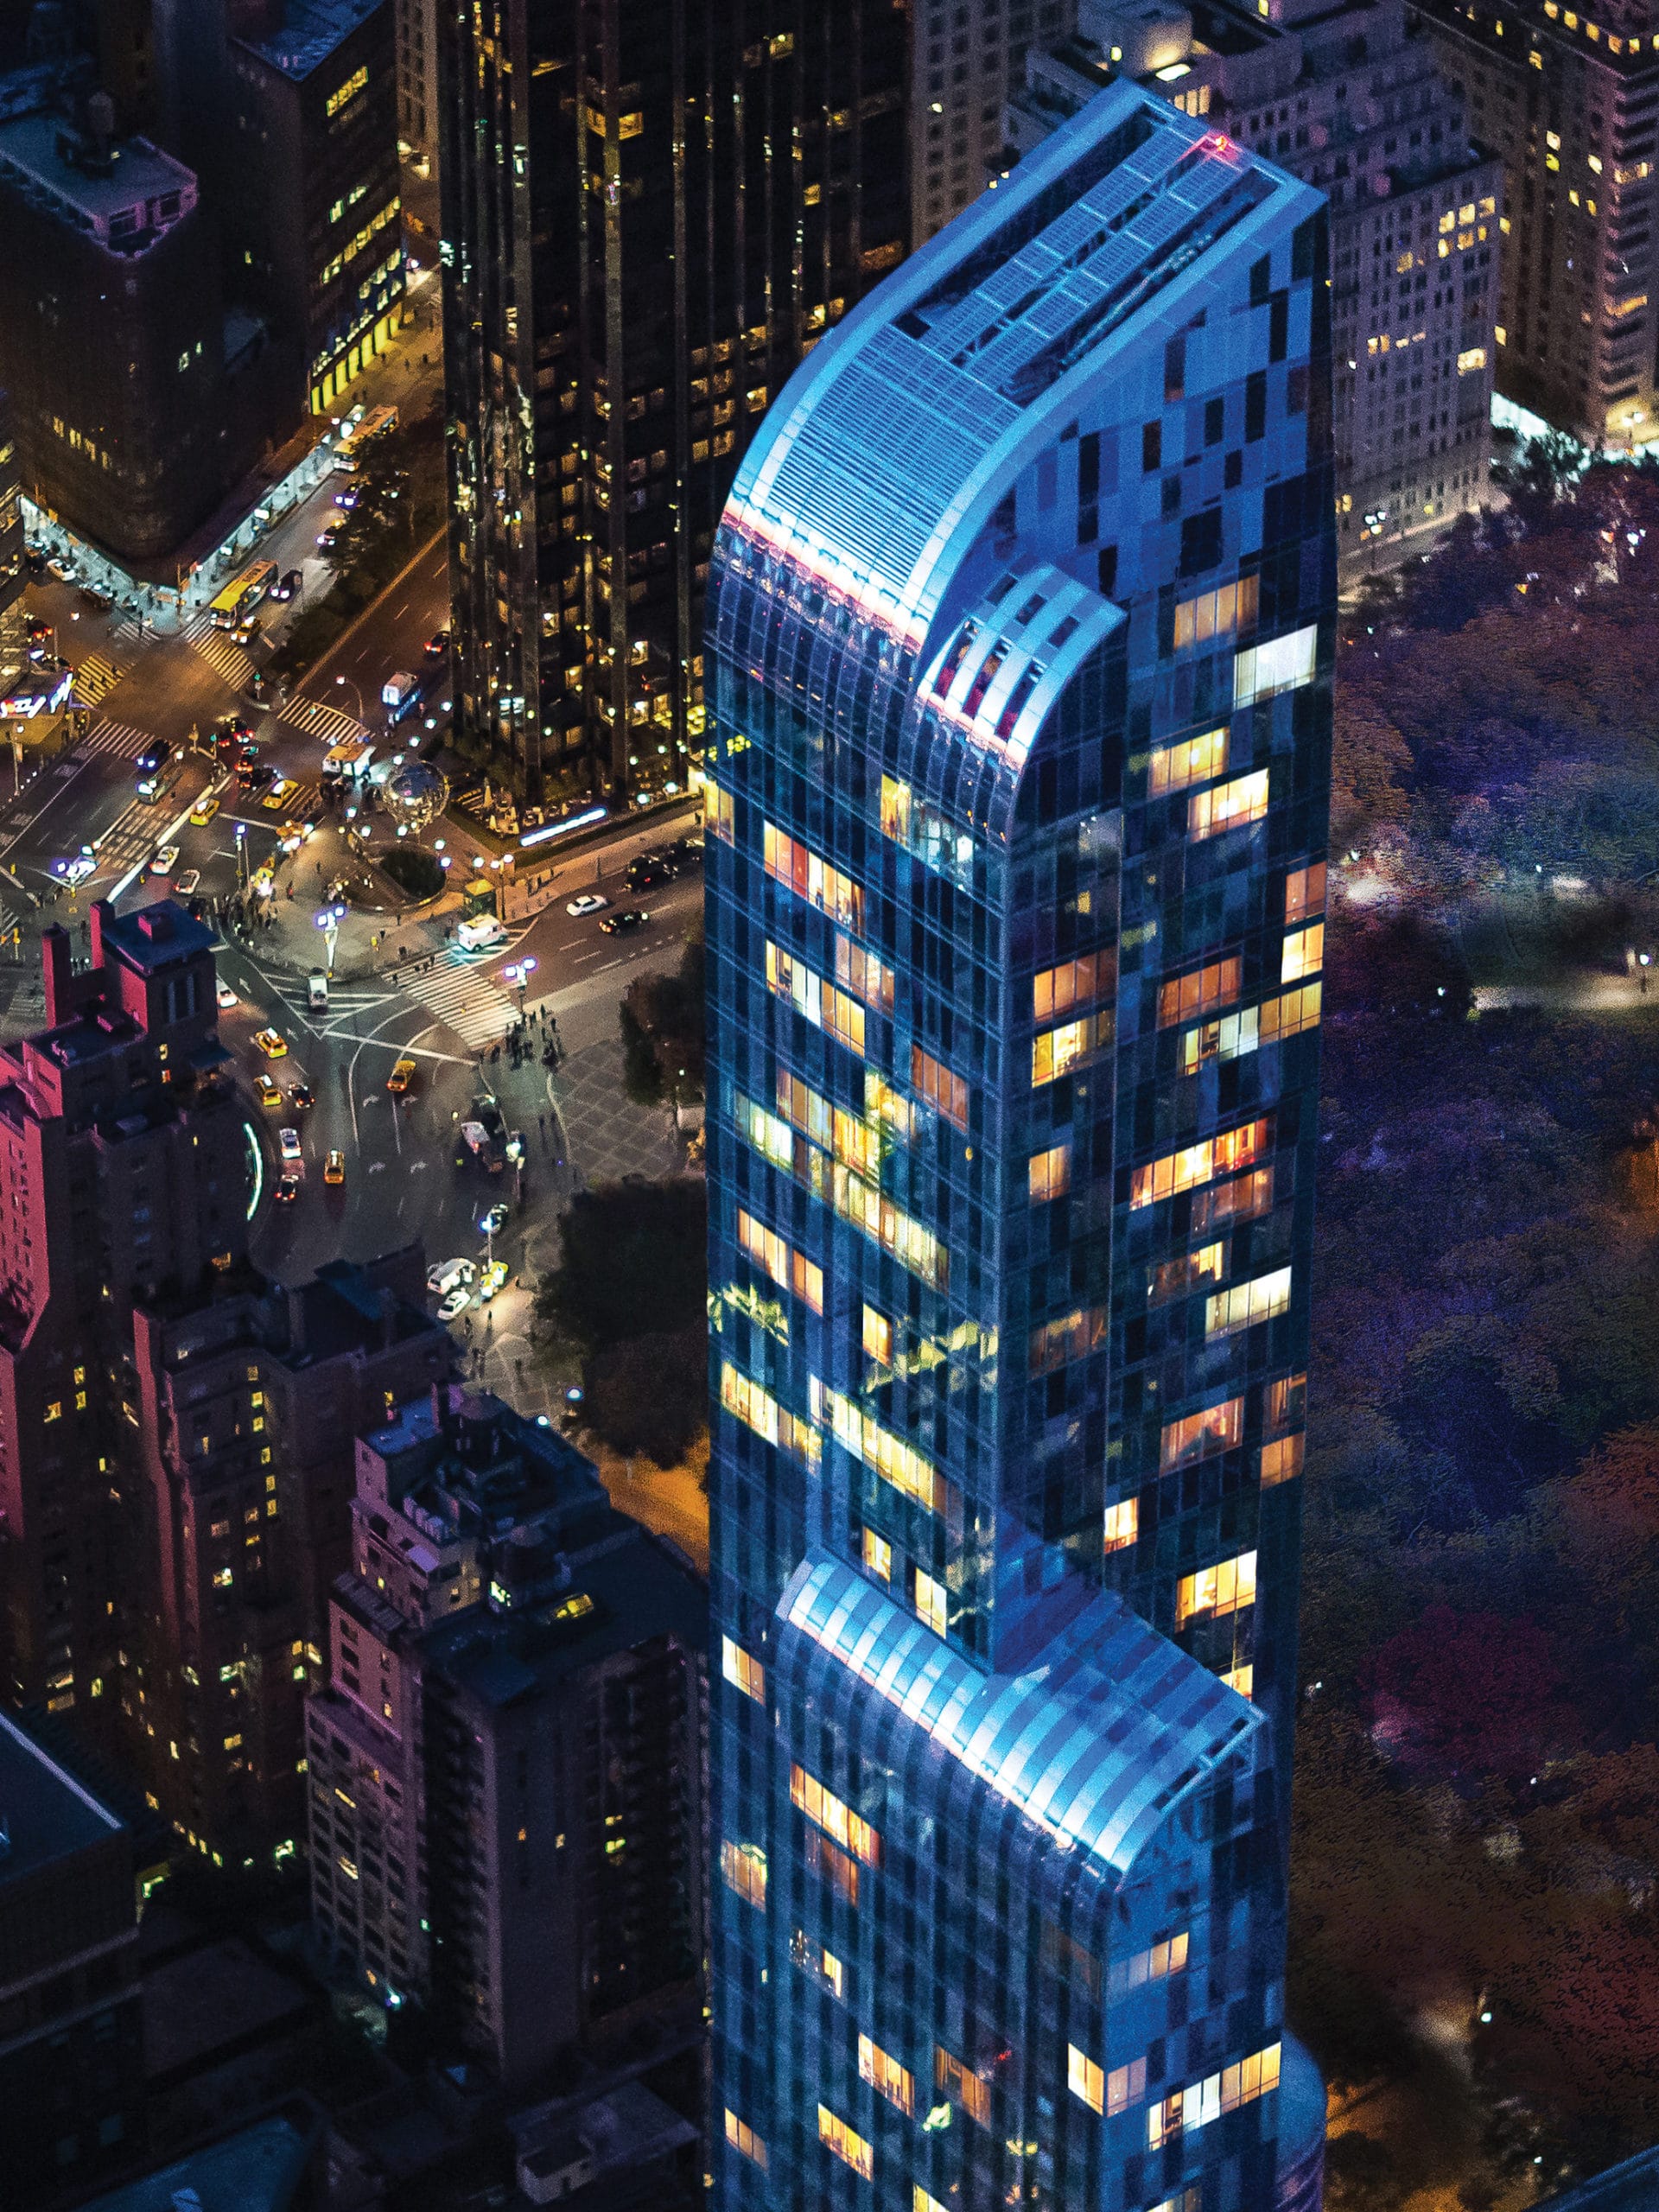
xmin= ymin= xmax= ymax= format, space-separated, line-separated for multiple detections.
xmin=0 ymin=0 xmax=1657 ymax=2209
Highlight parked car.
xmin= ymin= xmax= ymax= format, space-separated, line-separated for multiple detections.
xmin=565 ymin=892 xmax=609 ymax=918
xmin=426 ymin=1256 xmax=477 ymax=1296
xmin=437 ymin=1286 xmax=471 ymax=1322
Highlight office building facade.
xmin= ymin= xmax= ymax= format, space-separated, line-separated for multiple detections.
xmin=307 ymin=1385 xmax=707 ymax=2088
xmin=1415 ymin=0 xmax=1659 ymax=445
xmin=225 ymin=0 xmax=406 ymax=417
xmin=912 ymin=0 xmax=1071 ymax=241
xmin=706 ymin=87 xmax=1330 ymax=2209
xmin=0 ymin=92 xmax=233 ymax=560
xmin=436 ymin=0 xmax=908 ymax=809
xmin=1006 ymin=0 xmax=1501 ymax=571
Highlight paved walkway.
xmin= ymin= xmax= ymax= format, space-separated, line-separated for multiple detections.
xmin=550 ymin=1034 xmax=683 ymax=1185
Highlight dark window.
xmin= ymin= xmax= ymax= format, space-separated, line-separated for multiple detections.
xmin=1269 ymin=293 xmax=1289 ymax=362
xmin=1250 ymin=254 xmax=1272 ymax=307
xmin=1164 ymin=334 xmax=1185 ymax=402
xmin=1161 ymin=474 xmax=1182 ymax=518
xmin=1097 ymin=544 xmax=1118 ymax=597
xmin=1204 ymin=397 xmax=1224 ymax=445
xmin=1287 ymin=365 xmax=1309 ymax=415
xmin=1224 ymin=448 xmax=1243 ymax=488
xmin=1179 ymin=507 xmax=1223 ymax=576
xmin=1141 ymin=420 xmax=1161 ymax=472
xmin=1245 ymin=372 xmax=1267 ymax=442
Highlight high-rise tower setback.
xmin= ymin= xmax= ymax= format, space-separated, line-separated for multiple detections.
xmin=706 ymin=86 xmax=1332 ymax=2209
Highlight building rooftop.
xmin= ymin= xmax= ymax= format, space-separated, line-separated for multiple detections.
xmin=275 ymin=1257 xmax=442 ymax=1370
xmin=100 ymin=899 xmax=217 ymax=974
xmin=724 ymin=84 xmax=1314 ymax=665
xmin=423 ymin=1519 xmax=708 ymax=1703
xmin=0 ymin=1708 xmax=124 ymax=1888
xmin=0 ymin=110 xmax=196 ymax=254
xmin=75 ymin=2113 xmax=314 ymax=2212
xmin=778 ymin=1552 xmax=1261 ymax=1881
xmin=235 ymin=0 xmax=384 ymax=81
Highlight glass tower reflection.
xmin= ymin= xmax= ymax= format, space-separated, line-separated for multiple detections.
xmin=705 ymin=85 xmax=1333 ymax=2212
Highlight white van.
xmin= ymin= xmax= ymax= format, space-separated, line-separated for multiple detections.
xmin=308 ymin=969 xmax=329 ymax=1009
xmin=455 ymin=915 xmax=506 ymax=954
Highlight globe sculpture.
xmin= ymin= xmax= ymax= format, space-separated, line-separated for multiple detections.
xmin=381 ymin=760 xmax=449 ymax=835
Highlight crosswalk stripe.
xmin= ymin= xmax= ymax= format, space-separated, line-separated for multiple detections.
xmin=73 ymin=653 xmax=124 ymax=706
xmin=404 ymin=955 xmax=516 ymax=1052
xmin=192 ymin=632 xmax=253 ymax=688
xmin=281 ymin=695 xmax=368 ymax=747
xmin=80 ymin=718 xmax=150 ymax=760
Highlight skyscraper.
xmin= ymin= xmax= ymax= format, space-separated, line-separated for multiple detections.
xmin=706 ymin=86 xmax=1331 ymax=2210
xmin=436 ymin=0 xmax=907 ymax=810
xmin=1006 ymin=0 xmax=1502 ymax=574
xmin=1414 ymin=0 xmax=1659 ymax=446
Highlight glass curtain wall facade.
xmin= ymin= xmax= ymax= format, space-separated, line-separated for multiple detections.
xmin=706 ymin=86 xmax=1333 ymax=2212
xmin=436 ymin=0 xmax=907 ymax=806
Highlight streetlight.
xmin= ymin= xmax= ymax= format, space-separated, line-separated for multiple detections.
xmin=504 ymin=957 xmax=537 ymax=1007
xmin=335 ymin=674 xmax=367 ymax=724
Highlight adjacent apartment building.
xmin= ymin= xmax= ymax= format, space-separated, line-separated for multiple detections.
xmin=436 ymin=0 xmax=908 ymax=810
xmin=1007 ymin=0 xmax=1502 ymax=570
xmin=1415 ymin=0 xmax=1659 ymax=445
xmin=706 ymin=87 xmax=1331 ymax=2207
xmin=307 ymin=1384 xmax=707 ymax=2089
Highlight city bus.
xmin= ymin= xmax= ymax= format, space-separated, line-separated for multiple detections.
xmin=208 ymin=560 xmax=276 ymax=630
xmin=334 ymin=405 xmax=398 ymax=472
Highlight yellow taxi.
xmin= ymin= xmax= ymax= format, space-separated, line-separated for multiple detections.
xmin=252 ymin=1027 xmax=287 ymax=1058
xmin=323 ymin=1149 xmax=346 ymax=1186
xmin=260 ymin=778 xmax=297 ymax=812
xmin=190 ymin=793 xmax=220 ymax=827
xmin=252 ymin=1073 xmax=282 ymax=1109
xmin=387 ymin=1058 xmax=416 ymax=1095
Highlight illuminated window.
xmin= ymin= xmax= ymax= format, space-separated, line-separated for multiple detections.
xmin=806 ymin=1826 xmax=861 ymax=1902
xmin=1160 ymin=1397 xmax=1243 ymax=1470
xmin=720 ymin=1362 xmax=821 ymax=1467
xmin=916 ymin=2192 xmax=950 ymax=2212
xmin=1188 ymin=769 xmax=1269 ymax=842
xmin=791 ymin=1928 xmax=845 ymax=1995
xmin=736 ymin=1208 xmax=823 ymax=1313
xmin=707 ymin=781 xmax=734 ymax=842
xmin=1192 ymin=1166 xmax=1274 ymax=1230
xmin=766 ymin=943 xmax=866 ymax=1055
xmin=325 ymin=64 xmax=368 ymax=117
xmin=1266 ymin=1372 xmax=1306 ymax=1432
xmin=1222 ymin=1663 xmax=1255 ymax=1698
xmin=1033 ymin=950 xmax=1113 ymax=1021
xmin=1261 ymin=1431 xmax=1305 ymax=1485
xmin=791 ymin=1764 xmax=880 ymax=1865
xmin=1151 ymin=1243 xmax=1225 ymax=1300
xmin=1029 ymin=1144 xmax=1071 ymax=1202
xmin=1234 ymin=626 xmax=1316 ymax=707
xmin=43 ymin=1402 xmax=60 ymax=1424
xmin=764 ymin=821 xmax=864 ymax=930
xmin=1180 ymin=984 xmax=1320 ymax=1072
xmin=1284 ymin=861 xmax=1326 ymax=924
xmin=725 ymin=2110 xmax=768 ymax=2169
xmin=914 ymin=1567 xmax=948 ymax=1637
xmin=1132 ymin=1119 xmax=1270 ymax=1209
xmin=1068 ymin=2047 xmax=1147 ymax=2114
xmin=1103 ymin=1499 xmax=1138 ymax=1553
xmin=1147 ymin=2043 xmax=1281 ymax=2145
xmin=1175 ymin=1549 xmax=1258 ymax=1628
xmin=880 ymin=774 xmax=912 ymax=845
xmin=817 ymin=2107 xmax=873 ymax=2179
xmin=721 ymin=1839 xmax=768 ymax=1907
xmin=862 ymin=1525 xmax=893 ymax=1581
xmin=1173 ymin=574 xmax=1257 ymax=651
xmin=836 ymin=933 xmax=895 ymax=1013
xmin=1281 ymin=924 xmax=1324 ymax=982
xmin=1032 ymin=1010 xmax=1110 ymax=1085
xmin=1159 ymin=956 xmax=1242 ymax=1028
xmin=213 ymin=1567 xmax=233 ymax=1588
xmin=862 ymin=1307 xmax=893 ymax=1366
xmin=859 ymin=2034 xmax=915 ymax=2113
xmin=1457 ymin=345 xmax=1489 ymax=375
xmin=1147 ymin=727 xmax=1228 ymax=796
xmin=936 ymin=2047 xmax=992 ymax=2126
xmin=1029 ymin=1306 xmax=1105 ymax=1375
xmin=1205 ymin=1268 xmax=1292 ymax=1339
xmin=813 ymin=1380 xmax=955 ymax=1519
xmin=1109 ymin=1930 xmax=1190 ymax=1996
xmin=912 ymin=1045 xmax=969 ymax=1130
xmin=721 ymin=1635 xmax=766 ymax=1704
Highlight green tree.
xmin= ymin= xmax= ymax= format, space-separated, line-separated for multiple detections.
xmin=535 ymin=1176 xmax=707 ymax=1351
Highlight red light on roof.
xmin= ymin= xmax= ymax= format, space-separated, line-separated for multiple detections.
xmin=1202 ymin=131 xmax=1236 ymax=155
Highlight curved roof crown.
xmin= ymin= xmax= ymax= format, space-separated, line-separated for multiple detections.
xmin=721 ymin=82 xmax=1312 ymax=655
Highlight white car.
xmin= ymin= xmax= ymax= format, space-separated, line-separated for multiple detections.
xmin=437 ymin=1286 xmax=471 ymax=1322
xmin=175 ymin=868 xmax=200 ymax=896
xmin=565 ymin=892 xmax=610 ymax=918
xmin=426 ymin=1256 xmax=478 ymax=1297
xmin=278 ymin=1126 xmax=303 ymax=1166
xmin=150 ymin=845 xmax=180 ymax=875
xmin=60 ymin=855 xmax=95 ymax=886
xmin=217 ymin=984 xmax=238 ymax=1011
xmin=478 ymin=1203 xmax=509 ymax=1236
